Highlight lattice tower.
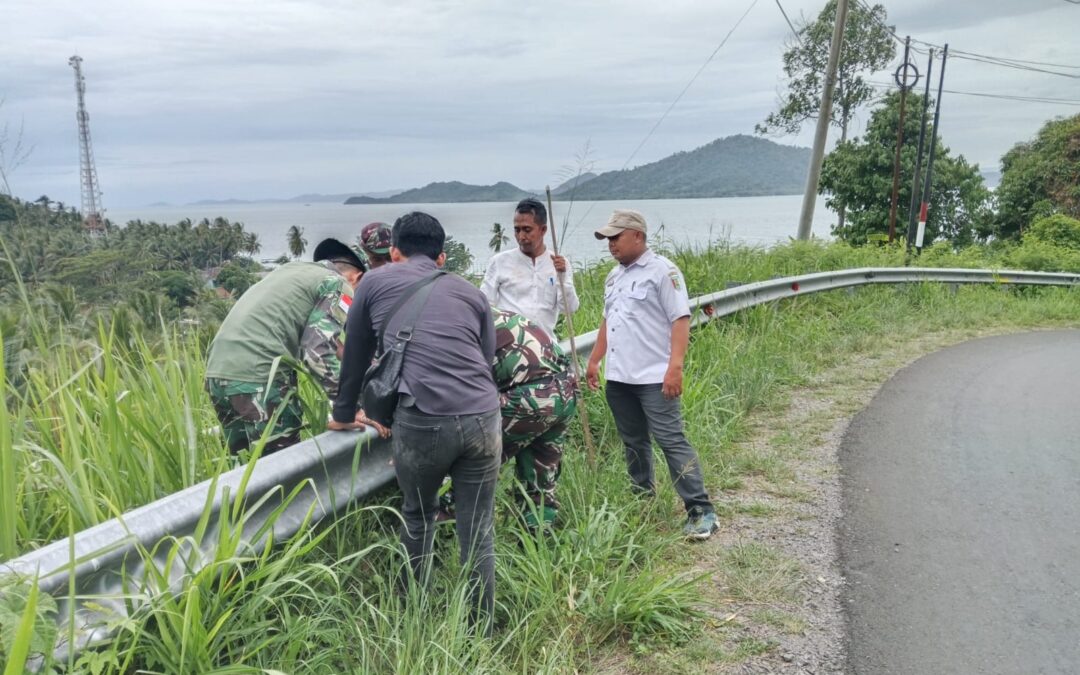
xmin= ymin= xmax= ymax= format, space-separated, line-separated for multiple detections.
xmin=68 ymin=55 xmax=105 ymax=232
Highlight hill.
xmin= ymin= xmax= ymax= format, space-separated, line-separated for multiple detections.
xmin=345 ymin=181 xmax=537 ymax=204
xmin=566 ymin=135 xmax=810 ymax=200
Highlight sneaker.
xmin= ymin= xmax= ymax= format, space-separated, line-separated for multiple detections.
xmin=683 ymin=508 xmax=719 ymax=541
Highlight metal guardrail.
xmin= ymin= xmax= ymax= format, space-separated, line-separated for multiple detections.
xmin=3 ymin=265 xmax=1078 ymax=658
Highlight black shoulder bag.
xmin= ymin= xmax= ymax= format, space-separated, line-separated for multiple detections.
xmin=361 ymin=271 xmax=446 ymax=426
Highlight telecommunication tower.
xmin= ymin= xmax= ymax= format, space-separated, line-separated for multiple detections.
xmin=68 ymin=55 xmax=105 ymax=232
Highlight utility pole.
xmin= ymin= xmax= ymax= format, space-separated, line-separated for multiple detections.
xmin=68 ymin=55 xmax=105 ymax=233
xmin=887 ymin=37 xmax=913 ymax=243
xmin=905 ymin=49 xmax=935 ymax=252
xmin=914 ymin=44 xmax=948 ymax=250
xmin=797 ymin=0 xmax=850 ymax=241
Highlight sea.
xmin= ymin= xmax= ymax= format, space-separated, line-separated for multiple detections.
xmin=108 ymin=195 xmax=835 ymax=273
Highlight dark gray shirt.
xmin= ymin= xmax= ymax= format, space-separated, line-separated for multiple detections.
xmin=333 ymin=256 xmax=499 ymax=421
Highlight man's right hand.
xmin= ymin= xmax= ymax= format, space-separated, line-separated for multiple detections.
xmin=586 ymin=360 xmax=601 ymax=391
xmin=328 ymin=418 xmax=362 ymax=431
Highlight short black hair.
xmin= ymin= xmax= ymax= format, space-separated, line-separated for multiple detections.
xmin=392 ymin=211 xmax=445 ymax=261
xmin=515 ymin=198 xmax=547 ymax=227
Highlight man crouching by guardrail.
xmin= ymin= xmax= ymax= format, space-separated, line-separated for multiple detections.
xmin=438 ymin=308 xmax=577 ymax=531
xmin=204 ymin=239 xmax=366 ymax=455
xmin=586 ymin=210 xmax=719 ymax=541
xmin=330 ymin=212 xmax=501 ymax=630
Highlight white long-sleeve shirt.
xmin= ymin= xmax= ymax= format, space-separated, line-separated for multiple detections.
xmin=480 ymin=248 xmax=580 ymax=338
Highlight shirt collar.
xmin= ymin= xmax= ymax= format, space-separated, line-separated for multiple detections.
xmin=514 ymin=246 xmax=546 ymax=265
xmin=622 ymin=248 xmax=654 ymax=269
xmin=404 ymin=255 xmax=438 ymax=271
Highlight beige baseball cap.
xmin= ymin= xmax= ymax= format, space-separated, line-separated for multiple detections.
xmin=594 ymin=209 xmax=648 ymax=240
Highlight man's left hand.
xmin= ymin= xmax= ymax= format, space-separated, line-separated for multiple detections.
xmin=551 ymin=254 xmax=568 ymax=274
xmin=661 ymin=365 xmax=683 ymax=400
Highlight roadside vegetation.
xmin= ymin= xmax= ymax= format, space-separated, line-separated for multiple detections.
xmin=2 ymin=102 xmax=1079 ymax=671
xmin=3 ymin=225 xmax=1079 ymax=671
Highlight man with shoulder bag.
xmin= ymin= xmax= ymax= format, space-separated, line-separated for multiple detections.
xmin=330 ymin=211 xmax=501 ymax=627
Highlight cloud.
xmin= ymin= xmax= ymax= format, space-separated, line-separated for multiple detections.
xmin=1 ymin=0 xmax=1076 ymax=206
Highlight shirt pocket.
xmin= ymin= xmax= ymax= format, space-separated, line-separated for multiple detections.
xmin=542 ymin=278 xmax=559 ymax=307
xmin=623 ymin=284 xmax=651 ymax=317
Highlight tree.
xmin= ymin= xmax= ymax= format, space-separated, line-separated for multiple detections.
xmin=819 ymin=91 xmax=991 ymax=246
xmin=1024 ymin=214 xmax=1080 ymax=250
xmin=156 ymin=271 xmax=200 ymax=308
xmin=216 ymin=258 xmax=260 ymax=296
xmin=995 ymin=113 xmax=1080 ymax=240
xmin=757 ymin=0 xmax=896 ymax=231
xmin=442 ymin=235 xmax=473 ymax=274
xmin=757 ymin=1 xmax=896 ymax=143
xmin=286 ymin=225 xmax=307 ymax=259
xmin=488 ymin=222 xmax=509 ymax=252
xmin=0 ymin=103 xmax=33 ymax=196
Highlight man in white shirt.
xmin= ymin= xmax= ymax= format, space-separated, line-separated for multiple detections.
xmin=585 ymin=209 xmax=719 ymax=540
xmin=481 ymin=198 xmax=580 ymax=337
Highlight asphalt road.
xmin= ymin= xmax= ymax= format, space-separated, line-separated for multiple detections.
xmin=840 ymin=330 xmax=1080 ymax=675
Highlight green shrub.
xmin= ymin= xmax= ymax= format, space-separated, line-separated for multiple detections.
xmin=1024 ymin=214 xmax=1080 ymax=250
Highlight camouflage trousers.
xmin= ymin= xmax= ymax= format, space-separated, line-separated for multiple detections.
xmin=205 ymin=374 xmax=303 ymax=456
xmin=501 ymin=373 xmax=577 ymax=512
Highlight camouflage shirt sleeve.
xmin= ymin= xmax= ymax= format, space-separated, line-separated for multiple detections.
xmin=299 ymin=275 xmax=353 ymax=398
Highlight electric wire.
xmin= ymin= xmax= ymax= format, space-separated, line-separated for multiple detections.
xmin=774 ymin=0 xmax=803 ymax=45
xmin=570 ymin=0 xmax=761 ymax=231
xmin=853 ymin=0 xmax=1079 ymax=77
xmin=867 ymin=81 xmax=1080 ymax=107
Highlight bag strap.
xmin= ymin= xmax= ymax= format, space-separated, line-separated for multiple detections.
xmin=377 ymin=271 xmax=446 ymax=351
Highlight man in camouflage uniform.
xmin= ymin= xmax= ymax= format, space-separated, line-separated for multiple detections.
xmin=496 ymin=308 xmax=578 ymax=527
xmin=358 ymin=221 xmax=393 ymax=268
xmin=205 ymin=238 xmax=366 ymax=455
xmin=441 ymin=308 xmax=577 ymax=528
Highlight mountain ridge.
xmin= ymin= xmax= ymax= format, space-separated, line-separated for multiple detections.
xmin=343 ymin=135 xmax=809 ymax=204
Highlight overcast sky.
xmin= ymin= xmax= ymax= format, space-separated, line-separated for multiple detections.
xmin=2 ymin=0 xmax=1077 ymax=207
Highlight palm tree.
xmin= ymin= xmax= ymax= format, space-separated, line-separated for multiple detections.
xmin=243 ymin=232 xmax=260 ymax=256
xmin=286 ymin=225 xmax=307 ymax=259
xmin=489 ymin=222 xmax=509 ymax=253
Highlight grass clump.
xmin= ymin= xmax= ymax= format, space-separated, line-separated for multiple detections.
xmin=2 ymin=238 xmax=1078 ymax=672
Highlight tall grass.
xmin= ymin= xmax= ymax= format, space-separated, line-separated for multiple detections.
xmin=2 ymin=239 xmax=1078 ymax=672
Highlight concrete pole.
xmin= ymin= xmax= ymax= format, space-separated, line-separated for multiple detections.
xmin=887 ymin=37 xmax=912 ymax=243
xmin=915 ymin=44 xmax=948 ymax=250
xmin=797 ymin=0 xmax=851 ymax=241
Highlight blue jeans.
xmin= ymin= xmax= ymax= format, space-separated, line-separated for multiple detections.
xmin=391 ymin=404 xmax=501 ymax=621
xmin=605 ymin=381 xmax=713 ymax=514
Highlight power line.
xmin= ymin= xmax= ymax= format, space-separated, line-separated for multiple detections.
xmin=619 ymin=0 xmax=761 ymax=173
xmin=774 ymin=0 xmax=803 ymax=45
xmin=868 ymin=81 xmax=1080 ymax=107
xmin=853 ymin=0 xmax=1079 ymax=77
xmin=570 ymin=0 xmax=761 ymax=231
xmin=948 ymin=49 xmax=1080 ymax=70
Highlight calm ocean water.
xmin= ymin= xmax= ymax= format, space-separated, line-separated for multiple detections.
xmin=108 ymin=195 xmax=835 ymax=273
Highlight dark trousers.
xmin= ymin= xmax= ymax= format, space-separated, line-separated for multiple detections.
xmin=605 ymin=381 xmax=713 ymax=514
xmin=391 ymin=404 xmax=501 ymax=621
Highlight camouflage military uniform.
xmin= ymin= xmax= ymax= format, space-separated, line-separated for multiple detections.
xmin=205 ymin=262 xmax=353 ymax=455
xmin=492 ymin=309 xmax=577 ymax=516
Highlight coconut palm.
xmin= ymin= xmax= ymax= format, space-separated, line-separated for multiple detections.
xmin=286 ymin=225 xmax=307 ymax=259
xmin=488 ymin=222 xmax=509 ymax=253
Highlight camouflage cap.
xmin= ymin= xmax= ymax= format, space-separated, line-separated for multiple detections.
xmin=312 ymin=238 xmax=368 ymax=271
xmin=360 ymin=221 xmax=393 ymax=255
